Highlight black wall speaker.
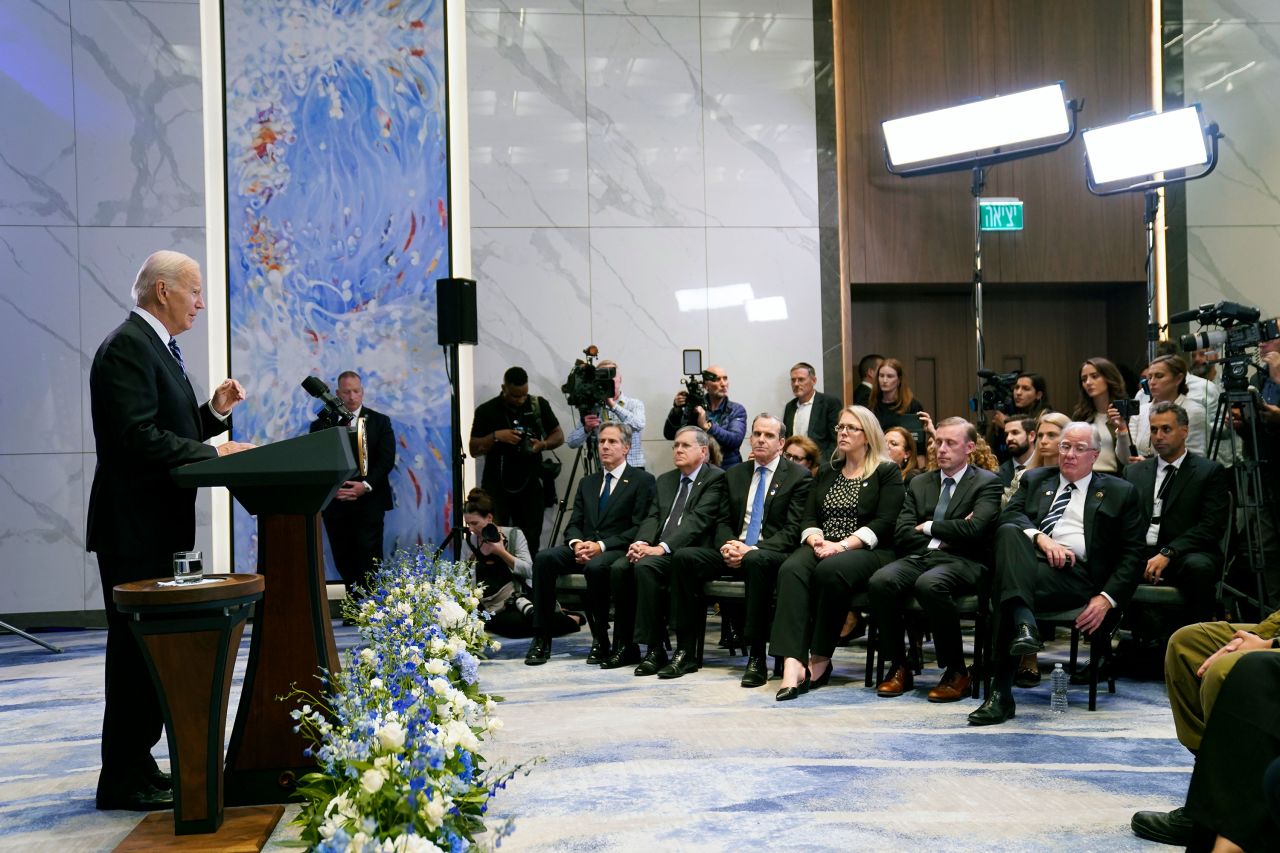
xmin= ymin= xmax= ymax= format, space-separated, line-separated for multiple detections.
xmin=436 ymin=277 xmax=478 ymax=346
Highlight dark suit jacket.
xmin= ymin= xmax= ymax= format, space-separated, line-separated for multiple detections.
xmin=636 ymin=465 xmax=727 ymax=551
xmin=87 ymin=312 xmax=229 ymax=558
xmin=564 ymin=464 xmax=657 ymax=551
xmin=853 ymin=383 xmax=872 ymax=408
xmin=309 ymin=407 xmax=397 ymax=513
xmin=895 ymin=466 xmax=1003 ymax=562
xmin=1123 ymin=453 xmax=1229 ymax=559
xmin=783 ymin=391 xmax=843 ymax=460
xmin=714 ymin=457 xmax=812 ymax=553
xmin=800 ymin=460 xmax=906 ymax=550
xmin=1000 ymin=466 xmax=1146 ymax=608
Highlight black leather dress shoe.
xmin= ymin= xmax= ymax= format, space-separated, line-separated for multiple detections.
xmin=148 ymin=768 xmax=173 ymax=792
xmin=740 ymin=657 xmax=768 ymax=688
xmin=657 ymin=650 xmax=700 ymax=679
xmin=775 ymin=671 xmax=810 ymax=702
xmin=967 ymin=688 xmax=1016 ymax=726
xmin=1131 ymin=807 xmax=1195 ymax=846
xmin=1008 ymin=623 xmax=1044 ymax=655
xmin=599 ymin=643 xmax=641 ymax=669
xmin=96 ymin=783 xmax=174 ymax=812
xmin=585 ymin=639 xmax=611 ymax=665
xmin=524 ymin=636 xmax=551 ymax=666
xmin=633 ymin=648 xmax=669 ymax=676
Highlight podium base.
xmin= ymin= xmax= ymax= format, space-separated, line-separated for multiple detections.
xmin=112 ymin=805 xmax=285 ymax=852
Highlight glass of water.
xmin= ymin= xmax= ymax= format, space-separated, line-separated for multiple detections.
xmin=173 ymin=550 xmax=203 ymax=585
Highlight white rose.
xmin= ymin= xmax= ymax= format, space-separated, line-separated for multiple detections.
xmin=424 ymin=658 xmax=449 ymax=676
xmin=428 ymin=676 xmax=450 ymax=696
xmin=447 ymin=636 xmax=465 ymax=655
xmin=487 ymin=717 xmax=504 ymax=733
xmin=396 ymin=601 xmax=412 ymax=616
xmin=359 ymin=647 xmax=376 ymax=664
xmin=437 ymin=598 xmax=467 ymax=629
xmin=361 ymin=767 xmax=387 ymax=794
xmin=369 ymin=677 xmax=384 ymax=691
xmin=423 ymin=797 xmax=446 ymax=829
xmin=429 ymin=638 xmax=447 ymax=653
xmin=377 ymin=720 xmax=406 ymax=752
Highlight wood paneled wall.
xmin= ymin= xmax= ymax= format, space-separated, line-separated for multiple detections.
xmin=841 ymin=0 xmax=1151 ymax=285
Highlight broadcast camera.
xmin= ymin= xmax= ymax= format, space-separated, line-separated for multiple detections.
xmin=977 ymin=368 xmax=1019 ymax=416
xmin=1177 ymin=300 xmax=1280 ymax=391
xmin=561 ymin=345 xmax=616 ymax=414
xmin=681 ymin=349 xmax=715 ymax=423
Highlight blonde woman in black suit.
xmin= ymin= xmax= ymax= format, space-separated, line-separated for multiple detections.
xmin=770 ymin=405 xmax=907 ymax=700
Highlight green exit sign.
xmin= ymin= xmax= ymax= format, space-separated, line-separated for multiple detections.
xmin=979 ymin=198 xmax=1024 ymax=231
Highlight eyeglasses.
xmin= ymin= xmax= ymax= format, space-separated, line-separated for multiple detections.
xmin=784 ymin=452 xmax=809 ymax=463
xmin=834 ymin=424 xmax=864 ymax=435
xmin=1057 ymin=442 xmax=1098 ymax=456
xmin=707 ymin=374 xmax=728 ymax=381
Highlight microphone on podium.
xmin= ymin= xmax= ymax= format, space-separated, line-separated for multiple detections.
xmin=301 ymin=376 xmax=353 ymax=425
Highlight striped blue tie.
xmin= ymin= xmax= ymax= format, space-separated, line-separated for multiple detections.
xmin=1038 ymin=482 xmax=1076 ymax=536
xmin=167 ymin=337 xmax=186 ymax=374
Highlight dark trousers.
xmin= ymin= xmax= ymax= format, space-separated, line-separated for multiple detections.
xmin=1186 ymin=651 xmax=1280 ymax=851
xmin=672 ymin=546 xmax=787 ymax=655
xmin=491 ymin=482 xmax=546 ymax=556
xmin=94 ymin=550 xmax=168 ymax=795
xmin=322 ymin=502 xmax=386 ymax=592
xmin=991 ymin=523 xmax=1096 ymax=684
xmin=632 ymin=552 xmax=679 ymax=648
xmin=531 ymin=545 xmax=622 ymax=641
xmin=869 ymin=551 xmax=985 ymax=671
xmin=770 ymin=545 xmax=892 ymax=661
xmin=1147 ymin=547 xmax=1218 ymax=624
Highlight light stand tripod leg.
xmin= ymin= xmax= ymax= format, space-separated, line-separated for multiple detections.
xmin=0 ymin=620 xmax=63 ymax=653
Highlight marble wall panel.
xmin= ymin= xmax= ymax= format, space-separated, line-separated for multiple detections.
xmin=468 ymin=11 xmax=589 ymax=228
xmin=701 ymin=16 xmax=819 ymax=227
xmin=0 ymin=0 xmax=78 ymax=227
xmin=467 ymin=0 xmax=582 ymax=14
xmin=1184 ymin=1 xmax=1280 ymax=23
xmin=69 ymin=0 xmax=203 ymax=226
xmin=585 ymin=15 xmax=706 ymax=226
xmin=705 ymin=227 xmax=824 ymax=422
xmin=1183 ymin=23 xmax=1280 ymax=227
xmin=76 ymin=227 xmax=207 ymax=454
xmin=1187 ymin=226 xmax=1280 ymax=316
xmin=0 ymin=453 xmax=86 ymax=614
xmin=701 ymin=0 xmax=813 ymax=18
xmin=0 ymin=226 xmax=84 ymax=455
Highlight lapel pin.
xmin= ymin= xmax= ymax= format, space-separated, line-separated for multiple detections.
xmin=1044 ymin=490 xmax=1053 ymax=497
xmin=1095 ymin=490 xmax=1104 ymax=499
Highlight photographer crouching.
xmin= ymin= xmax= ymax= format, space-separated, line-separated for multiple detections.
xmin=663 ymin=363 xmax=747 ymax=468
xmin=565 ymin=355 xmax=647 ymax=470
xmin=469 ymin=366 xmax=564 ymax=554
xmin=463 ymin=488 xmax=579 ymax=639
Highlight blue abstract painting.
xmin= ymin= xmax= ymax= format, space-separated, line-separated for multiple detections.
xmin=222 ymin=0 xmax=452 ymax=572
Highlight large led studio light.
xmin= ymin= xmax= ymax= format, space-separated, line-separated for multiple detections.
xmin=882 ymin=83 xmax=1076 ymax=176
xmin=1083 ymin=105 xmax=1217 ymax=192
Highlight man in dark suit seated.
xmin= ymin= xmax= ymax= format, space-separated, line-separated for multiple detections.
xmin=968 ymin=421 xmax=1146 ymax=725
xmin=669 ymin=414 xmax=811 ymax=685
xmin=997 ymin=417 xmax=1037 ymax=499
xmin=783 ymin=362 xmax=843 ymax=462
xmin=869 ymin=417 xmax=1002 ymax=701
xmin=308 ymin=370 xmax=397 ymax=596
xmin=622 ymin=426 xmax=727 ymax=677
xmin=1123 ymin=401 xmax=1230 ymax=625
xmin=853 ymin=353 xmax=882 ymax=408
xmin=525 ymin=423 xmax=655 ymax=666
xmin=87 ymin=250 xmax=255 ymax=811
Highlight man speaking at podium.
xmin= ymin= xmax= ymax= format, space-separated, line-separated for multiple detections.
xmin=86 ymin=250 xmax=254 ymax=811
xmin=308 ymin=370 xmax=397 ymax=595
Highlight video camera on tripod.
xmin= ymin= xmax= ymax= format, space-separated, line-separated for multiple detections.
xmin=1177 ymin=301 xmax=1280 ymax=391
xmin=680 ymin=348 xmax=715 ymax=424
xmin=976 ymin=368 xmax=1020 ymax=416
xmin=561 ymin=345 xmax=616 ymax=415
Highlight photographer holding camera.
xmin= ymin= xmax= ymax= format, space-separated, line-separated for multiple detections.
xmin=565 ymin=359 xmax=647 ymax=469
xmin=470 ymin=366 xmax=565 ymax=555
xmin=663 ymin=363 xmax=747 ymax=468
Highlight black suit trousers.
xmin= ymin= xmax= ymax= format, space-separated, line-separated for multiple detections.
xmin=322 ymin=498 xmax=386 ymax=592
xmin=95 ymin=550 xmax=169 ymax=793
xmin=770 ymin=545 xmax=892 ymax=661
xmin=631 ymin=552 xmax=679 ymax=648
xmin=1144 ymin=547 xmax=1218 ymax=624
xmin=532 ymin=545 xmax=620 ymax=639
xmin=869 ymin=552 xmax=985 ymax=670
xmin=672 ymin=547 xmax=788 ymax=652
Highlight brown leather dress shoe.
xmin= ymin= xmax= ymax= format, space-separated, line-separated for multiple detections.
xmin=875 ymin=663 xmax=914 ymax=697
xmin=927 ymin=668 xmax=972 ymax=703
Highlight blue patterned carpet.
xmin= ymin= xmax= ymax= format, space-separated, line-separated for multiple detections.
xmin=0 ymin=622 xmax=1188 ymax=851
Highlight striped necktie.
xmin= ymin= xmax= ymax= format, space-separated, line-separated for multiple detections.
xmin=168 ymin=337 xmax=186 ymax=374
xmin=1038 ymin=482 xmax=1076 ymax=536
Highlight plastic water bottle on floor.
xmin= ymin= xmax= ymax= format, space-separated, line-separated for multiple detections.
xmin=1050 ymin=663 xmax=1068 ymax=714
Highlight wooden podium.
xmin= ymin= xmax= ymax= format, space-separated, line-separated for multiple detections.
xmin=112 ymin=574 xmax=283 ymax=850
xmin=173 ymin=428 xmax=355 ymax=805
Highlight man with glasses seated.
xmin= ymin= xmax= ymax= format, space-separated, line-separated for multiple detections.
xmin=663 ymin=364 xmax=748 ymax=468
xmin=969 ymin=421 xmax=1146 ymax=725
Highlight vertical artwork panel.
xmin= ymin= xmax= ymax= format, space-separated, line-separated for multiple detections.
xmin=223 ymin=0 xmax=452 ymax=571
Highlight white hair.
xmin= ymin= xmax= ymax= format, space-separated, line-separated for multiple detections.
xmin=131 ymin=251 xmax=198 ymax=306
xmin=1062 ymin=421 xmax=1100 ymax=450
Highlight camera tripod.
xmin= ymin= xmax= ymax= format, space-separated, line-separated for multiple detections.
xmin=549 ymin=415 xmax=601 ymax=545
xmin=1208 ymin=359 xmax=1275 ymax=616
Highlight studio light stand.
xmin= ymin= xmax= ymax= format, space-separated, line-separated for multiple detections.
xmin=883 ymin=83 xmax=1081 ymax=430
xmin=435 ymin=278 xmax=478 ymax=563
xmin=0 ymin=620 xmax=63 ymax=653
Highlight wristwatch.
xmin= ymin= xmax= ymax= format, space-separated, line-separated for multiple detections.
xmin=1272 ymin=637 xmax=1280 ymax=650
xmin=1158 ymin=546 xmax=1176 ymax=559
